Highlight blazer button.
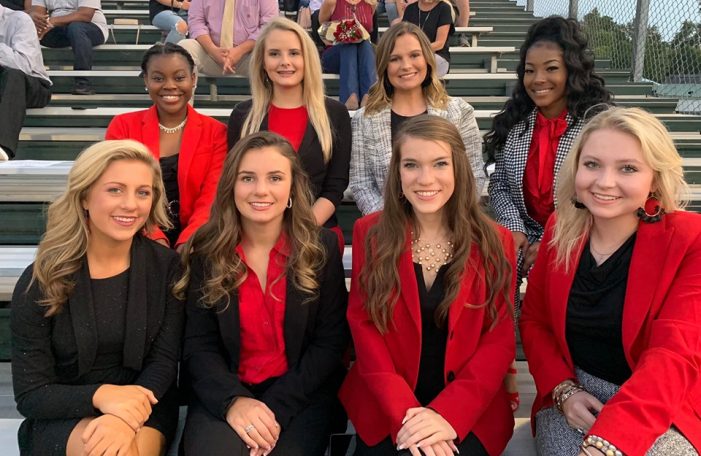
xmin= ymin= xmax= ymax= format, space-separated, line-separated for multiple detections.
xmin=447 ymin=371 xmax=455 ymax=382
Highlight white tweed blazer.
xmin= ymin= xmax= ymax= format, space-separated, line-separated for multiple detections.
xmin=349 ymin=97 xmax=485 ymax=215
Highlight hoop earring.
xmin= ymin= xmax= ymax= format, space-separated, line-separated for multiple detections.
xmin=571 ymin=198 xmax=586 ymax=209
xmin=287 ymin=197 xmax=292 ymax=209
xmin=636 ymin=193 xmax=665 ymax=223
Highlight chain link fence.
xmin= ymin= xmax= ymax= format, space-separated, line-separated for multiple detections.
xmin=514 ymin=0 xmax=701 ymax=113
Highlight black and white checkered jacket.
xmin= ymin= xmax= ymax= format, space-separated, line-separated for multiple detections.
xmin=488 ymin=108 xmax=584 ymax=243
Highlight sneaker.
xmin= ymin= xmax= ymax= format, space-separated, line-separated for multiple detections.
xmin=72 ymin=84 xmax=96 ymax=95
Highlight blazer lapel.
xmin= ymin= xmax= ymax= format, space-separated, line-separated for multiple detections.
xmin=142 ymin=106 xmax=161 ymax=159
xmin=552 ymin=240 xmax=585 ymax=360
xmin=178 ymin=105 xmax=203 ymax=194
xmin=511 ymin=109 xmax=538 ymax=213
xmin=217 ymin=293 xmax=242 ymax=366
xmin=398 ymin=234 xmax=422 ymax=339
xmin=552 ymin=112 xmax=578 ymax=206
xmin=446 ymin=252 xmax=479 ymax=334
xmin=123 ymin=237 xmax=148 ymax=371
xmin=70 ymin=259 xmax=98 ymax=377
xmin=283 ymin=279 xmax=310 ymax=365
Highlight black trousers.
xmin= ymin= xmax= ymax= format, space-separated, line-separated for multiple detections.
xmin=0 ymin=67 xmax=52 ymax=158
xmin=354 ymin=433 xmax=489 ymax=456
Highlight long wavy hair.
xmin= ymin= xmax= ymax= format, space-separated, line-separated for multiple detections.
xmin=360 ymin=116 xmax=513 ymax=333
xmin=240 ymin=17 xmax=334 ymax=162
xmin=364 ymin=22 xmax=450 ymax=115
xmin=31 ymin=140 xmax=170 ymax=316
xmin=175 ymin=132 xmax=325 ymax=306
xmin=552 ymin=107 xmax=689 ymax=270
xmin=484 ymin=15 xmax=612 ymax=165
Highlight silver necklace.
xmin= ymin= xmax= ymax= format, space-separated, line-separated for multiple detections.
xmin=418 ymin=7 xmax=433 ymax=30
xmin=159 ymin=117 xmax=187 ymax=134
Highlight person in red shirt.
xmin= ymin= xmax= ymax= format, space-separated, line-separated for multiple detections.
xmin=177 ymin=131 xmax=349 ymax=456
xmin=340 ymin=115 xmax=516 ymax=456
xmin=228 ymin=17 xmax=351 ymax=252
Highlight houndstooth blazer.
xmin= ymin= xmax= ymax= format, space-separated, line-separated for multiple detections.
xmin=488 ymin=108 xmax=584 ymax=243
xmin=349 ymin=97 xmax=486 ymax=215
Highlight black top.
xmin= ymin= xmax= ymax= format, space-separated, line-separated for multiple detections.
xmin=413 ymin=262 xmax=449 ymax=405
xmin=91 ymin=269 xmax=129 ymax=371
xmin=160 ymin=154 xmax=182 ymax=248
xmin=149 ymin=0 xmax=183 ymax=23
xmin=402 ymin=1 xmax=454 ymax=62
xmin=0 ymin=0 xmax=24 ymax=10
xmin=391 ymin=110 xmax=428 ymax=142
xmin=566 ymin=234 xmax=636 ymax=385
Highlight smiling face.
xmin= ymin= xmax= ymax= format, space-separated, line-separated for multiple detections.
xmin=234 ymin=146 xmax=293 ymax=228
xmin=575 ymin=128 xmax=655 ymax=228
xmin=263 ymin=29 xmax=305 ymax=92
xmin=144 ymin=53 xmax=196 ymax=120
xmin=82 ymin=159 xmax=154 ymax=248
xmin=399 ymin=136 xmax=455 ymax=222
xmin=386 ymin=33 xmax=428 ymax=95
xmin=523 ymin=40 xmax=568 ymax=118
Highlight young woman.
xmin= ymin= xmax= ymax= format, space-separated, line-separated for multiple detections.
xmin=106 ymin=43 xmax=227 ymax=250
xmin=521 ymin=107 xmax=701 ymax=456
xmin=401 ymin=0 xmax=454 ymax=77
xmin=340 ymin=115 xmax=516 ymax=456
xmin=11 ymin=140 xmax=183 ymax=456
xmin=178 ymin=132 xmax=349 ymax=456
xmin=319 ymin=0 xmax=377 ymax=109
xmin=228 ymin=17 xmax=351 ymax=249
xmin=149 ymin=0 xmax=188 ymax=44
xmin=349 ymin=22 xmax=484 ymax=216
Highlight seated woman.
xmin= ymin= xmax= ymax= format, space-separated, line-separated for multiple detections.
xmin=177 ymin=132 xmax=349 ymax=456
xmin=400 ymin=0 xmax=454 ymax=77
xmin=520 ymin=107 xmax=701 ymax=456
xmin=228 ymin=17 xmax=351 ymax=249
xmin=11 ymin=140 xmax=183 ymax=456
xmin=340 ymin=115 xmax=517 ymax=456
xmin=149 ymin=0 xmax=189 ymax=44
xmin=319 ymin=0 xmax=377 ymax=109
xmin=350 ymin=22 xmax=484 ymax=215
xmin=106 ymin=43 xmax=227 ymax=250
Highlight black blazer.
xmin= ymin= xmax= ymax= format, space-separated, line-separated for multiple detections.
xmin=227 ymin=98 xmax=352 ymax=221
xmin=11 ymin=235 xmax=184 ymax=419
xmin=182 ymin=229 xmax=349 ymax=428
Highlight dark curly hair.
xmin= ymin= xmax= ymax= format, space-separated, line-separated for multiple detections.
xmin=140 ymin=42 xmax=195 ymax=75
xmin=484 ymin=16 xmax=612 ymax=164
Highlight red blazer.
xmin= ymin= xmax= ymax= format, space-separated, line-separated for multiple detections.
xmin=520 ymin=211 xmax=701 ymax=455
xmin=105 ymin=105 xmax=227 ymax=246
xmin=339 ymin=212 xmax=516 ymax=456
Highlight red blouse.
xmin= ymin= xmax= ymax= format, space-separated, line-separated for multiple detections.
xmin=235 ymin=235 xmax=290 ymax=384
xmin=268 ymin=104 xmax=308 ymax=152
xmin=522 ymin=109 xmax=568 ymax=228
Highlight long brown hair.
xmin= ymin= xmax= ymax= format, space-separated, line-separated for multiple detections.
xmin=175 ymin=132 xmax=324 ymax=306
xmin=359 ymin=116 xmax=513 ymax=333
xmin=31 ymin=140 xmax=169 ymax=316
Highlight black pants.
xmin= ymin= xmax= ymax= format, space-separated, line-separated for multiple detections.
xmin=354 ymin=433 xmax=489 ymax=456
xmin=0 ymin=67 xmax=52 ymax=158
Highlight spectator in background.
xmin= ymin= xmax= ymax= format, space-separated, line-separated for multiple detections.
xmin=0 ymin=2 xmax=52 ymax=160
xmin=178 ymin=0 xmax=277 ymax=76
xmin=31 ymin=0 xmax=108 ymax=95
xmin=149 ymin=0 xmax=188 ymax=44
xmin=400 ymin=0 xmax=454 ymax=77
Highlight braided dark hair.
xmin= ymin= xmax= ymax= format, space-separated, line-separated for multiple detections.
xmin=484 ymin=16 xmax=612 ymax=165
xmin=140 ymin=42 xmax=195 ymax=74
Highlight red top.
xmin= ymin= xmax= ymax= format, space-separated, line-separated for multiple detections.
xmin=268 ymin=104 xmax=308 ymax=152
xmin=522 ymin=109 xmax=568 ymax=228
xmin=235 ymin=234 xmax=290 ymax=384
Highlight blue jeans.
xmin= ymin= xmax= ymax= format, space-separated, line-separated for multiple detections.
xmin=152 ymin=9 xmax=188 ymax=44
xmin=376 ymin=0 xmax=399 ymax=24
xmin=41 ymin=21 xmax=105 ymax=86
xmin=321 ymin=40 xmax=376 ymax=103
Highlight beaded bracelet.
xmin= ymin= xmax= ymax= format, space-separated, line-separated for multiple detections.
xmin=581 ymin=435 xmax=624 ymax=456
xmin=555 ymin=383 xmax=585 ymax=413
xmin=551 ymin=380 xmax=575 ymax=403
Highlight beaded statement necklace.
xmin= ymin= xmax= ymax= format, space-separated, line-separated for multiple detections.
xmin=411 ymin=236 xmax=454 ymax=273
xmin=159 ymin=117 xmax=187 ymax=134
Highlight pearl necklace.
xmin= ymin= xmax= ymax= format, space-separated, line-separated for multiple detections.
xmin=159 ymin=117 xmax=187 ymax=134
xmin=411 ymin=236 xmax=454 ymax=272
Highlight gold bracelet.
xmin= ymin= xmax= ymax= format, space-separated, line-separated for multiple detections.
xmin=555 ymin=384 xmax=585 ymax=413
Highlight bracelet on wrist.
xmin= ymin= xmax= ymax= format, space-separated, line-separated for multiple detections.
xmin=581 ymin=435 xmax=623 ymax=456
xmin=551 ymin=379 xmax=575 ymax=403
xmin=555 ymin=383 xmax=585 ymax=413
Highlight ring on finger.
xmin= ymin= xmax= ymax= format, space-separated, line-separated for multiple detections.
xmin=244 ymin=424 xmax=255 ymax=434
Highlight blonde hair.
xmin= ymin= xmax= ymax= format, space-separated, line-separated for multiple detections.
xmin=364 ymin=22 xmax=450 ymax=115
xmin=553 ymin=107 xmax=689 ymax=269
xmin=241 ymin=17 xmax=334 ymax=162
xmin=31 ymin=140 xmax=170 ymax=316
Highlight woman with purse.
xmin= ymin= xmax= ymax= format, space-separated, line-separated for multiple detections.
xmin=340 ymin=115 xmax=516 ymax=456
xmin=349 ymin=22 xmax=484 ymax=216
xmin=228 ymin=17 xmax=351 ymax=250
xmin=319 ymin=0 xmax=377 ymax=110
xmin=521 ymin=107 xmax=701 ymax=456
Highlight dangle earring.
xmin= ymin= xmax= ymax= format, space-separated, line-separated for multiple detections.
xmin=636 ymin=193 xmax=665 ymax=223
xmin=287 ymin=197 xmax=293 ymax=209
xmin=571 ymin=198 xmax=586 ymax=209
